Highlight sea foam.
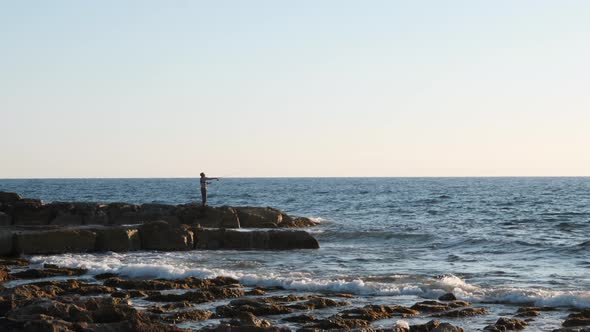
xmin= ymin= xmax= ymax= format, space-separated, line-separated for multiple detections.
xmin=28 ymin=253 xmax=590 ymax=308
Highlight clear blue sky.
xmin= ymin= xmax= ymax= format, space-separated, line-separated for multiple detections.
xmin=1 ymin=1 xmax=589 ymax=178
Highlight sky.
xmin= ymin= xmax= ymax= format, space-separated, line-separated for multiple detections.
xmin=1 ymin=0 xmax=589 ymax=178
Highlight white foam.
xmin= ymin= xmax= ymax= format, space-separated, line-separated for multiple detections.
xmin=28 ymin=254 xmax=590 ymax=308
xmin=395 ymin=320 xmax=410 ymax=329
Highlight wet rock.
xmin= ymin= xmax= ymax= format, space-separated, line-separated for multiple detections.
xmin=289 ymin=297 xmax=350 ymax=310
xmin=431 ymin=322 xmax=464 ymax=332
xmin=0 ymin=267 xmax=11 ymax=282
xmin=283 ymin=314 xmax=318 ymax=323
xmin=165 ymin=309 xmax=215 ymax=322
xmin=246 ymin=288 xmax=267 ymax=296
xmin=196 ymin=229 xmax=319 ymax=250
xmin=111 ymin=290 xmax=149 ymax=299
xmin=93 ymin=225 xmax=141 ymax=252
xmin=484 ymin=317 xmax=527 ymax=330
xmin=340 ymin=304 xmax=419 ymax=320
xmin=217 ymin=298 xmax=295 ymax=317
xmin=430 ymin=307 xmax=488 ymax=318
xmin=552 ymin=327 xmax=590 ymax=332
xmin=279 ymin=216 xmax=318 ymax=228
xmin=104 ymin=276 xmax=239 ymax=290
xmin=0 ymin=257 xmax=29 ymax=266
xmin=204 ymin=326 xmax=290 ymax=332
xmin=411 ymin=300 xmax=470 ymax=313
xmin=14 ymin=228 xmax=97 ymax=254
xmin=95 ymin=272 xmax=118 ymax=280
xmin=139 ymin=220 xmax=194 ymax=251
xmin=267 ymin=230 xmax=319 ymax=250
xmin=11 ymin=265 xmax=87 ymax=279
xmin=225 ymin=311 xmax=272 ymax=328
xmin=563 ymin=309 xmax=590 ymax=327
xmin=304 ymin=316 xmax=372 ymax=330
xmin=146 ymin=287 xmax=245 ymax=303
xmin=438 ymin=293 xmax=457 ymax=301
xmin=515 ymin=307 xmax=541 ymax=317
xmin=410 ymin=320 xmax=464 ymax=332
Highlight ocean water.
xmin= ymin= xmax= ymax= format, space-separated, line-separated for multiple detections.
xmin=2 ymin=177 xmax=590 ymax=330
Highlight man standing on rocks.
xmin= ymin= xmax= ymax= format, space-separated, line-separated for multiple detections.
xmin=200 ymin=172 xmax=219 ymax=206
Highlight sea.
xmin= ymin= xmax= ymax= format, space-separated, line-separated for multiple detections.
xmin=1 ymin=177 xmax=589 ymax=331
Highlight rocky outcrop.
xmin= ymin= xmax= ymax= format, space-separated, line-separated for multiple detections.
xmin=562 ymin=309 xmax=590 ymax=328
xmin=0 ymin=229 xmax=13 ymax=256
xmin=195 ymin=229 xmax=320 ymax=250
xmin=94 ymin=225 xmax=141 ymax=252
xmin=0 ymin=192 xmax=316 ymax=229
xmin=140 ymin=221 xmax=194 ymax=251
xmin=484 ymin=317 xmax=527 ymax=331
xmin=13 ymin=228 xmax=97 ymax=255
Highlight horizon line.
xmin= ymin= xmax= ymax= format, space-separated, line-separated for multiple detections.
xmin=1 ymin=175 xmax=590 ymax=180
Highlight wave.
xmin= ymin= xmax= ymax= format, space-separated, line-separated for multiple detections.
xmin=316 ymin=230 xmax=433 ymax=242
xmin=28 ymin=254 xmax=590 ymax=308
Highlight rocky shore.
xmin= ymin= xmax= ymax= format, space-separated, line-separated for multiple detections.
xmin=1 ymin=257 xmax=586 ymax=332
xmin=0 ymin=192 xmax=320 ymax=256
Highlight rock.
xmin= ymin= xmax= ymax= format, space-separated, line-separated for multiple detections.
xmin=289 ymin=297 xmax=350 ymax=310
xmin=94 ymin=226 xmax=141 ymax=252
xmin=341 ymin=305 xmax=419 ymax=320
xmin=411 ymin=320 xmax=440 ymax=332
xmin=165 ymin=309 xmax=215 ymax=323
xmin=195 ymin=229 xmax=319 ymax=250
xmin=139 ymin=220 xmax=194 ymax=251
xmin=430 ymin=307 xmax=488 ymax=318
xmin=235 ymin=207 xmax=285 ymax=228
xmin=282 ymin=314 xmax=318 ymax=323
xmin=0 ymin=192 xmax=21 ymax=205
xmin=279 ymin=216 xmax=318 ymax=228
xmin=563 ymin=309 xmax=590 ymax=327
xmin=177 ymin=204 xmax=240 ymax=228
xmin=267 ymin=230 xmax=319 ymax=250
xmin=431 ymin=322 xmax=465 ymax=332
xmin=46 ymin=202 xmax=84 ymax=225
xmin=489 ymin=317 xmax=527 ymax=330
xmin=11 ymin=199 xmax=54 ymax=225
xmin=14 ymin=228 xmax=97 ymax=254
xmin=107 ymin=202 xmax=141 ymax=225
xmin=0 ymin=267 xmax=11 ymax=282
xmin=0 ymin=212 xmax=11 ymax=226
xmin=305 ymin=317 xmax=372 ymax=330
xmin=146 ymin=287 xmax=244 ymax=303
xmin=0 ymin=229 xmax=14 ymax=256
xmin=0 ymin=257 xmax=30 ymax=266
xmin=11 ymin=266 xmax=87 ymax=279
xmin=216 ymin=298 xmax=295 ymax=317
xmin=515 ymin=307 xmax=541 ymax=317
xmin=95 ymin=272 xmax=118 ymax=280
xmin=226 ymin=312 xmax=271 ymax=328
xmin=103 ymin=276 xmax=238 ymax=290
xmin=438 ymin=293 xmax=457 ymax=301
xmin=411 ymin=300 xmax=470 ymax=313
xmin=75 ymin=203 xmax=109 ymax=225
xmin=139 ymin=203 xmax=180 ymax=224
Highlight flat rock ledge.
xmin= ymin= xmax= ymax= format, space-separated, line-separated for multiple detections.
xmin=0 ymin=192 xmax=318 ymax=229
xmin=0 ymin=192 xmax=320 ymax=256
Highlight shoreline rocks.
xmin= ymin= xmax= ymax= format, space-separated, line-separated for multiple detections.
xmin=0 ymin=192 xmax=318 ymax=229
xmin=0 ymin=222 xmax=320 ymax=256
xmin=0 ymin=192 xmax=320 ymax=256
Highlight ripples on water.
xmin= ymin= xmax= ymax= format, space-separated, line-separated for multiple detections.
xmin=1 ymin=177 xmax=590 ymax=308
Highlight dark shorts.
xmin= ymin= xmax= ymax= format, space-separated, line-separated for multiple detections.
xmin=201 ymin=187 xmax=207 ymax=204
